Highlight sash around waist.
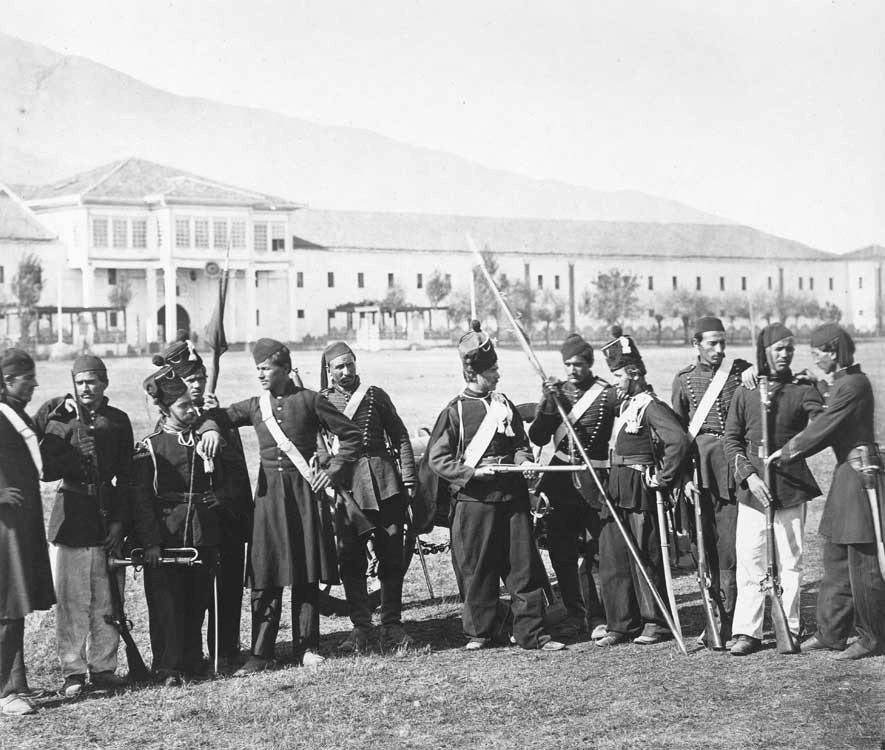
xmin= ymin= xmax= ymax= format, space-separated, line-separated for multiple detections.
xmin=157 ymin=491 xmax=215 ymax=505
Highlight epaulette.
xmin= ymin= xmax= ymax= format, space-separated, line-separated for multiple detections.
xmin=731 ymin=359 xmax=752 ymax=373
xmin=675 ymin=363 xmax=696 ymax=377
xmin=596 ymin=376 xmax=614 ymax=388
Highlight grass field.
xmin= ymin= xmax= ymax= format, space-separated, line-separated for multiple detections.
xmin=4 ymin=342 xmax=885 ymax=749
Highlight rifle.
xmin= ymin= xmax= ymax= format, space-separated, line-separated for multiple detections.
xmin=654 ymin=485 xmax=683 ymax=645
xmin=468 ymin=236 xmax=688 ymax=655
xmin=758 ymin=375 xmax=800 ymax=654
xmin=688 ymin=469 xmax=725 ymax=650
xmin=478 ymin=464 xmax=594 ymax=474
xmin=69 ymin=373 xmax=150 ymax=681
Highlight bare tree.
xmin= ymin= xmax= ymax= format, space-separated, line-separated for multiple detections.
xmin=583 ymin=269 xmax=640 ymax=326
xmin=12 ymin=253 xmax=43 ymax=347
xmin=425 ymin=269 xmax=452 ymax=306
xmin=534 ymin=290 xmax=565 ymax=345
xmin=107 ymin=272 xmax=134 ymax=334
xmin=660 ymin=289 xmax=715 ymax=343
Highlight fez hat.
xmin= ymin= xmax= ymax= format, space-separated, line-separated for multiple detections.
xmin=143 ymin=365 xmax=188 ymax=407
xmin=72 ymin=354 xmax=107 ymax=379
xmin=0 ymin=348 xmax=35 ymax=378
xmin=458 ymin=321 xmax=497 ymax=375
xmin=320 ymin=340 xmax=356 ymax=390
xmin=252 ymin=338 xmax=290 ymax=367
xmin=601 ymin=325 xmax=645 ymax=375
xmin=755 ymin=323 xmax=793 ymax=376
xmin=810 ymin=323 xmax=855 ymax=368
xmin=560 ymin=333 xmax=593 ymax=365
xmin=694 ymin=316 xmax=725 ymax=338
xmin=152 ymin=334 xmax=204 ymax=379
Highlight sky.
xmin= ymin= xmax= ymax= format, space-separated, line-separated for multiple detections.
xmin=2 ymin=0 xmax=883 ymax=253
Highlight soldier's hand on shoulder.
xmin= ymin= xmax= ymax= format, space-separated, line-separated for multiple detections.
xmin=746 ymin=473 xmax=772 ymax=507
xmin=741 ymin=366 xmax=759 ymax=390
xmin=203 ymin=392 xmax=220 ymax=409
xmin=0 ymin=488 xmax=24 ymax=507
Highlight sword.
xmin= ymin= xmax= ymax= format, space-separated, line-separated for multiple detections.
xmin=857 ymin=445 xmax=885 ymax=581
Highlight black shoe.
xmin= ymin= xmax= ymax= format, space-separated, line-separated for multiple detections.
xmin=62 ymin=674 xmax=86 ymax=697
xmin=729 ymin=635 xmax=761 ymax=656
xmin=802 ymin=635 xmax=841 ymax=652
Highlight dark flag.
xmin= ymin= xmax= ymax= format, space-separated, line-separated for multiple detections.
xmin=206 ymin=255 xmax=230 ymax=393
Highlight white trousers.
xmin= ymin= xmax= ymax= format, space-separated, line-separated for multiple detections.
xmin=53 ymin=545 xmax=122 ymax=678
xmin=731 ymin=503 xmax=805 ymax=640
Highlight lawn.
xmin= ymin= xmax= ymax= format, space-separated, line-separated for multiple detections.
xmin=4 ymin=342 xmax=885 ymax=749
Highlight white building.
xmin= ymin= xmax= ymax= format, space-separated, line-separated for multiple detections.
xmin=11 ymin=158 xmax=883 ymax=351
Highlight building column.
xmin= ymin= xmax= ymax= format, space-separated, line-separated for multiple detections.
xmin=163 ymin=263 xmax=176 ymax=343
xmin=145 ymin=266 xmax=158 ymax=346
xmin=246 ymin=265 xmax=257 ymax=345
xmin=287 ymin=264 xmax=298 ymax=341
xmin=568 ymin=262 xmax=576 ymax=331
xmin=81 ymin=262 xmax=95 ymax=347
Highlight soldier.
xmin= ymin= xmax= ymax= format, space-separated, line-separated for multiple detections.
xmin=223 ymin=338 xmax=361 ymax=673
xmin=527 ymin=333 xmax=615 ymax=639
xmin=769 ymin=323 xmax=885 ymax=659
xmin=426 ymin=321 xmax=564 ymax=652
xmin=724 ymin=323 xmax=823 ymax=656
xmin=36 ymin=355 xmax=133 ymax=696
xmin=152 ymin=338 xmax=252 ymax=670
xmin=595 ymin=328 xmax=691 ymax=647
xmin=131 ymin=367 xmax=238 ymax=684
xmin=0 ymin=350 xmax=55 ymax=716
xmin=320 ymin=341 xmax=417 ymax=653
xmin=671 ymin=316 xmax=752 ymax=644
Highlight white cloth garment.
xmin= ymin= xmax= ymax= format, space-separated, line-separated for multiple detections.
xmin=731 ymin=503 xmax=805 ymax=640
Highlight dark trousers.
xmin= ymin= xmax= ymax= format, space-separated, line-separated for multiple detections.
xmin=451 ymin=499 xmax=546 ymax=649
xmin=208 ymin=542 xmax=245 ymax=658
xmin=599 ymin=509 xmax=669 ymax=638
xmin=815 ymin=539 xmax=885 ymax=652
xmin=699 ymin=492 xmax=738 ymax=640
xmin=250 ymin=584 xmax=320 ymax=659
xmin=0 ymin=618 xmax=26 ymax=698
xmin=144 ymin=561 xmax=212 ymax=675
xmin=339 ymin=494 xmax=407 ymax=629
xmin=546 ymin=502 xmax=605 ymax=624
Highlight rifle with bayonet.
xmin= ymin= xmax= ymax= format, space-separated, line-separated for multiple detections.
xmin=758 ymin=375 xmax=800 ymax=654
xmin=70 ymin=373 xmax=150 ymax=681
xmin=109 ymin=546 xmax=202 ymax=568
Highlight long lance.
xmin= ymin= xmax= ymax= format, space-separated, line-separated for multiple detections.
xmin=467 ymin=235 xmax=688 ymax=655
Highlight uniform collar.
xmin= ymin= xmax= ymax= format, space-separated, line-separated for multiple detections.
xmin=834 ymin=364 xmax=860 ymax=380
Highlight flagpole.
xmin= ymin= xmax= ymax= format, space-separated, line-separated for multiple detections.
xmin=207 ymin=240 xmax=232 ymax=396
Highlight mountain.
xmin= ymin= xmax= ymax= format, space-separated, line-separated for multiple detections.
xmin=0 ymin=31 xmax=731 ymax=224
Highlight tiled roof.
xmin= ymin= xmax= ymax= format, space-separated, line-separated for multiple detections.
xmin=16 ymin=157 xmax=302 ymax=210
xmin=841 ymin=245 xmax=885 ymax=260
xmin=0 ymin=184 xmax=56 ymax=241
xmin=290 ymin=209 xmax=832 ymax=261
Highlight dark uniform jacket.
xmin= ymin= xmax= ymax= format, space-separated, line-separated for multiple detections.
xmin=223 ymin=381 xmax=361 ymax=588
xmin=321 ymin=377 xmax=416 ymax=509
xmin=0 ymin=398 xmax=55 ymax=619
xmin=780 ymin=365 xmax=879 ymax=543
xmin=36 ymin=395 xmax=134 ymax=547
xmin=528 ymin=375 xmax=617 ymax=506
xmin=427 ymin=390 xmax=533 ymax=505
xmin=131 ymin=427 xmax=240 ymax=549
xmin=671 ymin=358 xmax=751 ymax=500
xmin=724 ymin=371 xmax=823 ymax=513
xmin=608 ymin=390 xmax=691 ymax=512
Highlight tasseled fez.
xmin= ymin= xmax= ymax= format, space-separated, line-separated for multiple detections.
xmin=810 ymin=323 xmax=855 ymax=368
xmin=320 ymin=340 xmax=355 ymax=390
xmin=252 ymin=337 xmax=290 ymax=367
xmin=756 ymin=323 xmax=793 ymax=376
xmin=1 ymin=348 xmax=35 ymax=377
xmin=143 ymin=365 xmax=188 ymax=407
xmin=458 ymin=320 xmax=497 ymax=375
xmin=72 ymin=354 xmax=107 ymax=377
xmin=560 ymin=333 xmax=593 ymax=365
xmin=151 ymin=335 xmax=204 ymax=378
xmin=694 ymin=316 xmax=725 ymax=337
xmin=601 ymin=325 xmax=645 ymax=375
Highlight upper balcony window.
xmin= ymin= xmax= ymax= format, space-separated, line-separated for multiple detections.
xmin=194 ymin=219 xmax=209 ymax=249
xmin=254 ymin=223 xmax=268 ymax=253
xmin=271 ymin=223 xmax=286 ymax=252
xmin=213 ymin=220 xmax=228 ymax=249
xmin=132 ymin=220 xmax=147 ymax=249
xmin=93 ymin=218 xmax=108 ymax=248
xmin=175 ymin=218 xmax=191 ymax=248
xmin=112 ymin=219 xmax=127 ymax=249
xmin=231 ymin=221 xmax=246 ymax=249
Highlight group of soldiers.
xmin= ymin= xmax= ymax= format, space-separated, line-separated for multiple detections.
xmin=0 ymin=314 xmax=883 ymax=717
